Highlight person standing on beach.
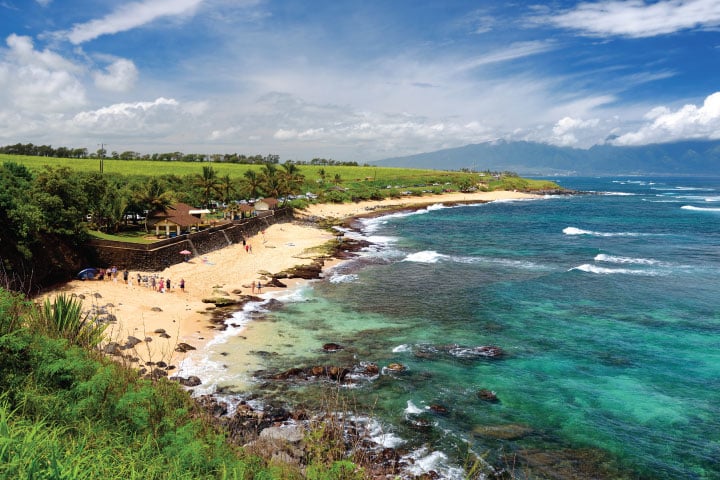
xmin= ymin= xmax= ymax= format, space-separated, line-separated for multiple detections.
xmin=256 ymin=280 xmax=262 ymax=293
xmin=151 ymin=276 xmax=156 ymax=290
xmin=123 ymin=269 xmax=129 ymax=284
xmin=251 ymin=282 xmax=255 ymax=294
xmin=166 ymin=278 xmax=171 ymax=291
xmin=180 ymin=278 xmax=185 ymax=292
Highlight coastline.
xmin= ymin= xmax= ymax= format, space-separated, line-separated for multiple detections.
xmin=42 ymin=190 xmax=540 ymax=375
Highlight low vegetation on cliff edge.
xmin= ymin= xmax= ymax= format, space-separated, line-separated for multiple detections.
xmin=0 ymin=288 xmax=365 ymax=479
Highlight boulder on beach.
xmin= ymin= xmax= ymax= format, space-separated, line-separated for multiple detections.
xmin=175 ymin=342 xmax=197 ymax=353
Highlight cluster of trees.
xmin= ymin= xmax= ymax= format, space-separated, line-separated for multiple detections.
xmin=0 ymin=161 xmax=306 ymax=260
xmin=1 ymin=144 xmax=365 ymax=166
xmin=0 ymin=143 xmax=89 ymax=158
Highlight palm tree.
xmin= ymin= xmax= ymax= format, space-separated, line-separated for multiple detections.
xmin=260 ymin=163 xmax=282 ymax=199
xmin=333 ymin=173 xmax=342 ymax=185
xmin=240 ymin=169 xmax=264 ymax=200
xmin=135 ymin=178 xmax=174 ymax=231
xmin=280 ymin=162 xmax=305 ymax=204
xmin=218 ymin=173 xmax=236 ymax=204
xmin=195 ymin=165 xmax=222 ymax=208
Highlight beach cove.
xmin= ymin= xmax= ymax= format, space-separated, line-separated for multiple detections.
xmin=43 ymin=190 xmax=539 ymax=376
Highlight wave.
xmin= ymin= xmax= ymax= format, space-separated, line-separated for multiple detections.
xmin=594 ymin=254 xmax=661 ymax=265
xmin=599 ymin=191 xmax=638 ymax=196
xmin=681 ymin=205 xmax=720 ymax=212
xmin=563 ymin=227 xmax=650 ymax=237
xmin=403 ymin=250 xmax=447 ymax=263
xmin=329 ymin=273 xmax=359 ymax=284
xmin=570 ymin=264 xmax=662 ymax=276
xmin=360 ymin=204 xmax=449 ymax=233
xmin=404 ymin=400 xmax=424 ymax=415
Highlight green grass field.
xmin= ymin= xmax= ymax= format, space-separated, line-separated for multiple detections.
xmin=0 ymin=153 xmax=457 ymax=182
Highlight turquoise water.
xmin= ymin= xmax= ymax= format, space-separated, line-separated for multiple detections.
xmin=193 ymin=177 xmax=720 ymax=478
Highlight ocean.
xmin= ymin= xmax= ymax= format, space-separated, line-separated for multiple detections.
xmin=182 ymin=176 xmax=720 ymax=479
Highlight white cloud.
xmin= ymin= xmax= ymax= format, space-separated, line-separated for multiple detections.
xmin=0 ymin=34 xmax=86 ymax=112
xmin=546 ymin=0 xmax=720 ymax=38
xmin=93 ymin=58 xmax=138 ymax=92
xmin=454 ymin=41 xmax=555 ymax=72
xmin=550 ymin=116 xmax=601 ymax=146
xmin=36 ymin=0 xmax=52 ymax=6
xmin=63 ymin=0 xmax=204 ymax=44
xmin=613 ymin=92 xmax=720 ymax=145
xmin=71 ymin=97 xmax=184 ymax=135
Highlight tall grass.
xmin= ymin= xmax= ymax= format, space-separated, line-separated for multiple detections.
xmin=34 ymin=293 xmax=107 ymax=348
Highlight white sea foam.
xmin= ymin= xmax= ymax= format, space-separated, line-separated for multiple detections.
xmin=570 ymin=264 xmax=661 ymax=276
xmin=402 ymin=447 xmax=465 ymax=479
xmin=329 ymin=273 xmax=359 ymax=284
xmin=600 ymin=191 xmax=637 ymax=196
xmin=594 ymin=254 xmax=660 ymax=265
xmin=361 ymin=417 xmax=405 ymax=449
xmin=404 ymin=400 xmax=424 ymax=415
xmin=392 ymin=344 xmax=412 ymax=353
xmin=403 ymin=250 xmax=447 ymax=263
xmin=563 ymin=226 xmax=649 ymax=237
xmin=681 ymin=205 xmax=720 ymax=212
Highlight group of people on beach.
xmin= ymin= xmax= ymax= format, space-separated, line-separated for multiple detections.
xmin=96 ymin=266 xmax=185 ymax=293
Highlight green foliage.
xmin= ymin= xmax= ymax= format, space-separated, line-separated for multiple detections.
xmin=0 ymin=289 xmax=27 ymax=336
xmin=306 ymin=460 xmax=364 ymax=480
xmin=34 ymin=294 xmax=106 ymax=348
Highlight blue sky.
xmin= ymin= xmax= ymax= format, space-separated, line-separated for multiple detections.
xmin=1 ymin=0 xmax=720 ymax=161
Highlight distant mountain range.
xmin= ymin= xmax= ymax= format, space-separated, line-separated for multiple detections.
xmin=373 ymin=140 xmax=720 ymax=176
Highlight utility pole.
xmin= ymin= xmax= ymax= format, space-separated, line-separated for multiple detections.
xmin=98 ymin=143 xmax=106 ymax=173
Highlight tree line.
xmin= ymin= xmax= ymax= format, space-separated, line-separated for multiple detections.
xmin=0 ymin=143 xmax=365 ymax=166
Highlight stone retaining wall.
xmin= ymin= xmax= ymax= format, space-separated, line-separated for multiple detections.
xmin=88 ymin=208 xmax=293 ymax=271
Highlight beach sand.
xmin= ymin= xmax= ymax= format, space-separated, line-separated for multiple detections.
xmin=42 ymin=190 xmax=539 ymax=372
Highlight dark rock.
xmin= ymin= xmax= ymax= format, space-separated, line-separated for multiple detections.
xmin=473 ymin=423 xmax=532 ymax=440
xmin=322 ymin=342 xmax=344 ymax=352
xmin=262 ymin=298 xmax=285 ymax=311
xmin=272 ymin=367 xmax=306 ymax=380
xmin=103 ymin=342 xmax=122 ymax=355
xmin=155 ymin=361 xmax=167 ymax=368
xmin=154 ymin=328 xmax=167 ymax=334
xmin=267 ymin=277 xmax=287 ymax=288
xmin=429 ymin=404 xmax=449 ymax=415
xmin=283 ymin=261 xmax=323 ymax=279
xmin=151 ymin=306 xmax=163 ymax=312
xmin=386 ymin=363 xmax=406 ymax=373
xmin=477 ymin=389 xmax=499 ymax=403
xmin=196 ymin=394 xmax=228 ymax=417
xmin=171 ymin=375 xmax=202 ymax=387
xmin=363 ymin=363 xmax=380 ymax=375
xmin=201 ymin=297 xmax=238 ymax=307
xmin=159 ymin=332 xmax=171 ymax=338
xmin=175 ymin=342 xmax=197 ymax=353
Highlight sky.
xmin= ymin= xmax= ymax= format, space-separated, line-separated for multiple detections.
xmin=1 ymin=0 xmax=720 ymax=162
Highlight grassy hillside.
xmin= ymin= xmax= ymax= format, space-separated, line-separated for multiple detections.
xmin=0 ymin=289 xmax=365 ymax=479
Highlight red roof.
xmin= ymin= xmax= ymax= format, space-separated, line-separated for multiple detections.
xmin=149 ymin=203 xmax=202 ymax=227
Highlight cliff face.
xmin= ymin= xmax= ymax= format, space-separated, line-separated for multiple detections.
xmin=0 ymin=231 xmax=95 ymax=295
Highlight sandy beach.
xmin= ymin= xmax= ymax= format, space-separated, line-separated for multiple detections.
xmin=43 ymin=190 xmax=539 ymax=370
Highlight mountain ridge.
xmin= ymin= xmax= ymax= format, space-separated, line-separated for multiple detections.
xmin=373 ymin=140 xmax=720 ymax=175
